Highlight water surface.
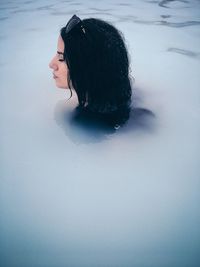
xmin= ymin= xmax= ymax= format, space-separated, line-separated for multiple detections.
xmin=0 ymin=0 xmax=200 ymax=266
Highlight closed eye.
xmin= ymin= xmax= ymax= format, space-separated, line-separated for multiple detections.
xmin=57 ymin=51 xmax=65 ymax=61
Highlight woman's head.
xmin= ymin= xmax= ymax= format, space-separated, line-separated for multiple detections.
xmin=49 ymin=15 xmax=133 ymax=126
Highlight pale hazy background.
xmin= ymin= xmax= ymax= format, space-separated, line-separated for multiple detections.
xmin=0 ymin=0 xmax=200 ymax=266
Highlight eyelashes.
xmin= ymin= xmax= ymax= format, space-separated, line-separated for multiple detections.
xmin=57 ymin=53 xmax=65 ymax=62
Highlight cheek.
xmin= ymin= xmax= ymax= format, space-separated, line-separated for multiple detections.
xmin=57 ymin=65 xmax=69 ymax=88
xmin=61 ymin=65 xmax=68 ymax=80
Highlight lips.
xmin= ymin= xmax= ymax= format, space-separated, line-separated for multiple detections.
xmin=53 ymin=73 xmax=58 ymax=79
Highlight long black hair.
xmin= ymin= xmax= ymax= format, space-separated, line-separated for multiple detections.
xmin=60 ymin=17 xmax=133 ymax=128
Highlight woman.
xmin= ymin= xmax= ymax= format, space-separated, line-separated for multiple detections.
xmin=49 ymin=15 xmax=133 ymax=129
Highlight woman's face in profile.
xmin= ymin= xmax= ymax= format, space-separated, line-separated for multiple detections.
xmin=49 ymin=36 xmax=69 ymax=89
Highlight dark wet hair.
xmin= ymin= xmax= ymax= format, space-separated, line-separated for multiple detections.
xmin=60 ymin=17 xmax=133 ymax=127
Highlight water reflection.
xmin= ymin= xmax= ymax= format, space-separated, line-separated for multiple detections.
xmin=54 ymin=95 xmax=156 ymax=145
xmin=54 ymin=100 xmax=115 ymax=144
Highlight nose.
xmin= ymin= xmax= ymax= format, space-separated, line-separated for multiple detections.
xmin=49 ymin=55 xmax=57 ymax=70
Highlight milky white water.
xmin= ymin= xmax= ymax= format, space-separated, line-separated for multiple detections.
xmin=0 ymin=0 xmax=200 ymax=266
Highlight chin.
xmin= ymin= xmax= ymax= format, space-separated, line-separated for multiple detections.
xmin=56 ymin=81 xmax=68 ymax=89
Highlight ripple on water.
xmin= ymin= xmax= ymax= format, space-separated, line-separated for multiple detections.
xmin=160 ymin=14 xmax=171 ymax=18
xmin=159 ymin=0 xmax=189 ymax=8
xmin=0 ymin=6 xmax=18 ymax=10
xmin=0 ymin=17 xmax=9 ymax=21
xmin=89 ymin=8 xmax=113 ymax=12
xmin=12 ymin=8 xmax=35 ymax=14
xmin=117 ymin=15 xmax=138 ymax=23
xmin=118 ymin=3 xmax=132 ymax=6
xmin=60 ymin=0 xmax=74 ymax=2
xmin=67 ymin=2 xmax=83 ymax=6
xmin=81 ymin=12 xmax=115 ymax=17
xmin=23 ymin=0 xmax=35 ymax=4
xmin=51 ymin=10 xmax=78 ymax=16
xmin=167 ymin=47 xmax=200 ymax=59
xmin=133 ymin=19 xmax=200 ymax=27
xmin=36 ymin=5 xmax=55 ymax=11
